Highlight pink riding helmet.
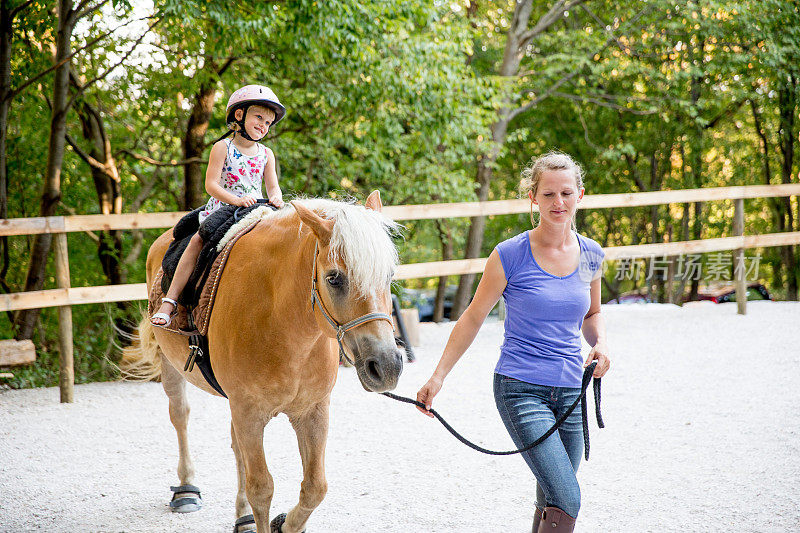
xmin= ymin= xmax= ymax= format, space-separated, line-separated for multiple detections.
xmin=225 ymin=85 xmax=286 ymax=127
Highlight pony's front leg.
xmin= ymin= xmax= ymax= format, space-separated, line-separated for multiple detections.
xmin=231 ymin=421 xmax=253 ymax=520
xmin=161 ymin=357 xmax=201 ymax=512
xmin=283 ymin=401 xmax=330 ymax=533
xmin=231 ymin=403 xmax=274 ymax=533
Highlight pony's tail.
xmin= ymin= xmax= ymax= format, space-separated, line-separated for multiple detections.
xmin=119 ymin=314 xmax=162 ymax=382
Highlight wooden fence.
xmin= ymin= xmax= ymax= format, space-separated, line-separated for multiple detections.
xmin=2 ymin=183 xmax=800 ymax=401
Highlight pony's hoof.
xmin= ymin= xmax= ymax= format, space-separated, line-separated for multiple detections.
xmin=169 ymin=484 xmax=202 ymax=513
xmin=234 ymin=514 xmax=256 ymax=533
xmin=269 ymin=513 xmax=306 ymax=533
xmin=269 ymin=514 xmax=286 ymax=533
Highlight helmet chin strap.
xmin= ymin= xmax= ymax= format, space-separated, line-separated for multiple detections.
xmin=234 ymin=105 xmax=256 ymax=142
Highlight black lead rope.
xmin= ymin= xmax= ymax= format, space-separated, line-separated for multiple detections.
xmin=381 ymin=362 xmax=604 ymax=459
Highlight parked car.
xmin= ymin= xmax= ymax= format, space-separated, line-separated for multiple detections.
xmin=694 ymin=283 xmax=773 ymax=304
xmin=606 ymin=290 xmax=653 ymax=304
xmin=401 ymin=286 xmax=457 ymax=322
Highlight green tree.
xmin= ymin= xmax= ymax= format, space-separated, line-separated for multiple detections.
xmin=451 ymin=0 xmax=659 ymax=316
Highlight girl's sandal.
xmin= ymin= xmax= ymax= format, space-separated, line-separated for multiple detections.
xmin=151 ymin=297 xmax=178 ymax=327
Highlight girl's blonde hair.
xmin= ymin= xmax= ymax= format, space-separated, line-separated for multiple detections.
xmin=518 ymin=150 xmax=584 ymax=198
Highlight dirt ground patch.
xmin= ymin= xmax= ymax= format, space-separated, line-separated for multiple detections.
xmin=1 ymin=301 xmax=798 ymax=532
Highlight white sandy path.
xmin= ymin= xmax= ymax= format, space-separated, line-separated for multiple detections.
xmin=1 ymin=301 xmax=799 ymax=532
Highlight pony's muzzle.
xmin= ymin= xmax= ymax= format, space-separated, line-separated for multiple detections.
xmin=352 ymin=337 xmax=403 ymax=392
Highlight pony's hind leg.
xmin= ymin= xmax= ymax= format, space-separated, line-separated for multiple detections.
xmin=231 ymin=402 xmax=274 ymax=532
xmin=161 ymin=356 xmax=201 ymax=512
xmin=282 ymin=400 xmax=330 ymax=533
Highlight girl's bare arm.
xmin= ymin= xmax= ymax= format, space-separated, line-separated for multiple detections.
xmin=262 ymin=147 xmax=283 ymax=207
xmin=204 ymin=141 xmax=250 ymax=206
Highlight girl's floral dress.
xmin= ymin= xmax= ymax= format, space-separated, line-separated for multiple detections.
xmin=199 ymin=139 xmax=268 ymax=223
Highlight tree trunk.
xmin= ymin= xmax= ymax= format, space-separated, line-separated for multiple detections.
xmin=451 ymin=158 xmax=498 ymax=316
xmin=183 ymin=83 xmax=216 ymax=210
xmin=73 ymin=94 xmax=125 ymax=285
xmin=68 ymin=78 xmax=135 ymax=348
xmin=749 ymin=98 xmax=787 ymax=294
xmin=778 ymin=80 xmax=798 ymax=300
xmin=649 ymin=153 xmax=664 ymax=302
xmin=688 ymin=201 xmax=702 ymax=300
xmin=0 ymin=0 xmax=13 ymax=297
xmin=451 ymin=0 xmax=534 ymax=318
xmin=673 ymin=202 xmax=690 ymax=303
xmin=687 ymin=63 xmax=704 ymax=302
xmin=599 ymin=210 xmax=620 ymax=302
xmin=86 ymin=135 xmax=131 ymax=343
xmin=451 ymin=0 xmax=640 ymax=312
xmin=665 ymin=223 xmax=674 ymax=303
xmin=13 ymin=0 xmax=74 ymax=339
xmin=434 ymin=220 xmax=453 ymax=322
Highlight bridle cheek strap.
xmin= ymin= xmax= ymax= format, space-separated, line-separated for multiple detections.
xmin=309 ymin=242 xmax=393 ymax=366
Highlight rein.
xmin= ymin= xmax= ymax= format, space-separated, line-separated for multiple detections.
xmin=309 ymin=242 xmax=394 ymax=366
xmin=307 ymin=236 xmax=604 ymax=459
xmin=381 ymin=362 xmax=604 ymax=460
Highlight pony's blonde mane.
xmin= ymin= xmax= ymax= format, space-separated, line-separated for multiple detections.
xmin=220 ymin=198 xmax=401 ymax=297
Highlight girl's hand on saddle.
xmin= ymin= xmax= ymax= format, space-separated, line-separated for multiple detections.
xmin=269 ymin=197 xmax=284 ymax=209
xmin=236 ymin=196 xmax=257 ymax=207
xmin=584 ymin=342 xmax=611 ymax=378
xmin=416 ymin=376 xmax=443 ymax=418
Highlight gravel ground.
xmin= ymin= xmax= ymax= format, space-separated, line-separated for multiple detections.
xmin=1 ymin=301 xmax=799 ymax=532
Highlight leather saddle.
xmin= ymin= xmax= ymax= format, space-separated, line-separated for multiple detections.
xmin=148 ymin=207 xmax=270 ymax=337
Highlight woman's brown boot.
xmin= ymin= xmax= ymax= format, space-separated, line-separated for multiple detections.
xmin=532 ymin=507 xmax=543 ymax=532
xmin=536 ymin=506 xmax=576 ymax=532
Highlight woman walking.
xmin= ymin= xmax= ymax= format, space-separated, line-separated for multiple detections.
xmin=416 ymin=151 xmax=611 ymax=532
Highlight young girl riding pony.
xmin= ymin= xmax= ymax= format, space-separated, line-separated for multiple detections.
xmin=151 ymin=85 xmax=286 ymax=326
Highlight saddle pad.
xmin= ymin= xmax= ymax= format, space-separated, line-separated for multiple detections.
xmin=162 ymin=204 xmax=273 ymax=306
xmin=149 ymin=216 xmax=264 ymax=336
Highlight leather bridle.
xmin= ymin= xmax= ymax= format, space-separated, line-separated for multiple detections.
xmin=309 ymin=242 xmax=393 ymax=366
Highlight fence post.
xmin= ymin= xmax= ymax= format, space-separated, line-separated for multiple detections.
xmin=733 ymin=198 xmax=746 ymax=315
xmin=54 ymin=232 xmax=74 ymax=403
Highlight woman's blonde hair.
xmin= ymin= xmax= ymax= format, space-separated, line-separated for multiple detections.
xmin=518 ymin=150 xmax=584 ymax=198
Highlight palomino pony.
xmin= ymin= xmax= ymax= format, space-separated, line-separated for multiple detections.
xmin=124 ymin=192 xmax=404 ymax=533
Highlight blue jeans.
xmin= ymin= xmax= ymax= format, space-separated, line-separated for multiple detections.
xmin=493 ymin=373 xmax=584 ymax=518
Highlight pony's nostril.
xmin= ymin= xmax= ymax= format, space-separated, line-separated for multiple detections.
xmin=366 ymin=358 xmax=383 ymax=383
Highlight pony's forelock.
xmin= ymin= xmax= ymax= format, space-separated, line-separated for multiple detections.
xmin=261 ymin=198 xmax=401 ymax=296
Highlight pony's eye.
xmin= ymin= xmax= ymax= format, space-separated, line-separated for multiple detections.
xmin=326 ymin=272 xmax=345 ymax=288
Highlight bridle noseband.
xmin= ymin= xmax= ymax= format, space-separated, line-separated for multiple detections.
xmin=309 ymin=242 xmax=394 ymax=366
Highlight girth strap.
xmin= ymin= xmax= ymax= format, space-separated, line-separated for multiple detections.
xmin=184 ymin=307 xmax=228 ymax=398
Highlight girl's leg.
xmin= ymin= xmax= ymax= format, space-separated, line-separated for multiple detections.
xmin=493 ymin=374 xmax=583 ymax=519
xmin=152 ymin=233 xmax=204 ymax=325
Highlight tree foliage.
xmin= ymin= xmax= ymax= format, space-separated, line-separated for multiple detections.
xmin=1 ymin=0 xmax=799 ymax=387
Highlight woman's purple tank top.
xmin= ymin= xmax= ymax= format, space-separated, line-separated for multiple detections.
xmin=494 ymin=231 xmax=604 ymax=387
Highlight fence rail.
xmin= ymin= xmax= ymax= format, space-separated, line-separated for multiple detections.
xmin=3 ymin=183 xmax=800 ymax=401
xmin=3 ymin=183 xmax=800 ymax=236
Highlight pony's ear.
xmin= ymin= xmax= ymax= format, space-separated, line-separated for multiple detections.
xmin=292 ymin=201 xmax=334 ymax=246
xmin=365 ymin=190 xmax=383 ymax=212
